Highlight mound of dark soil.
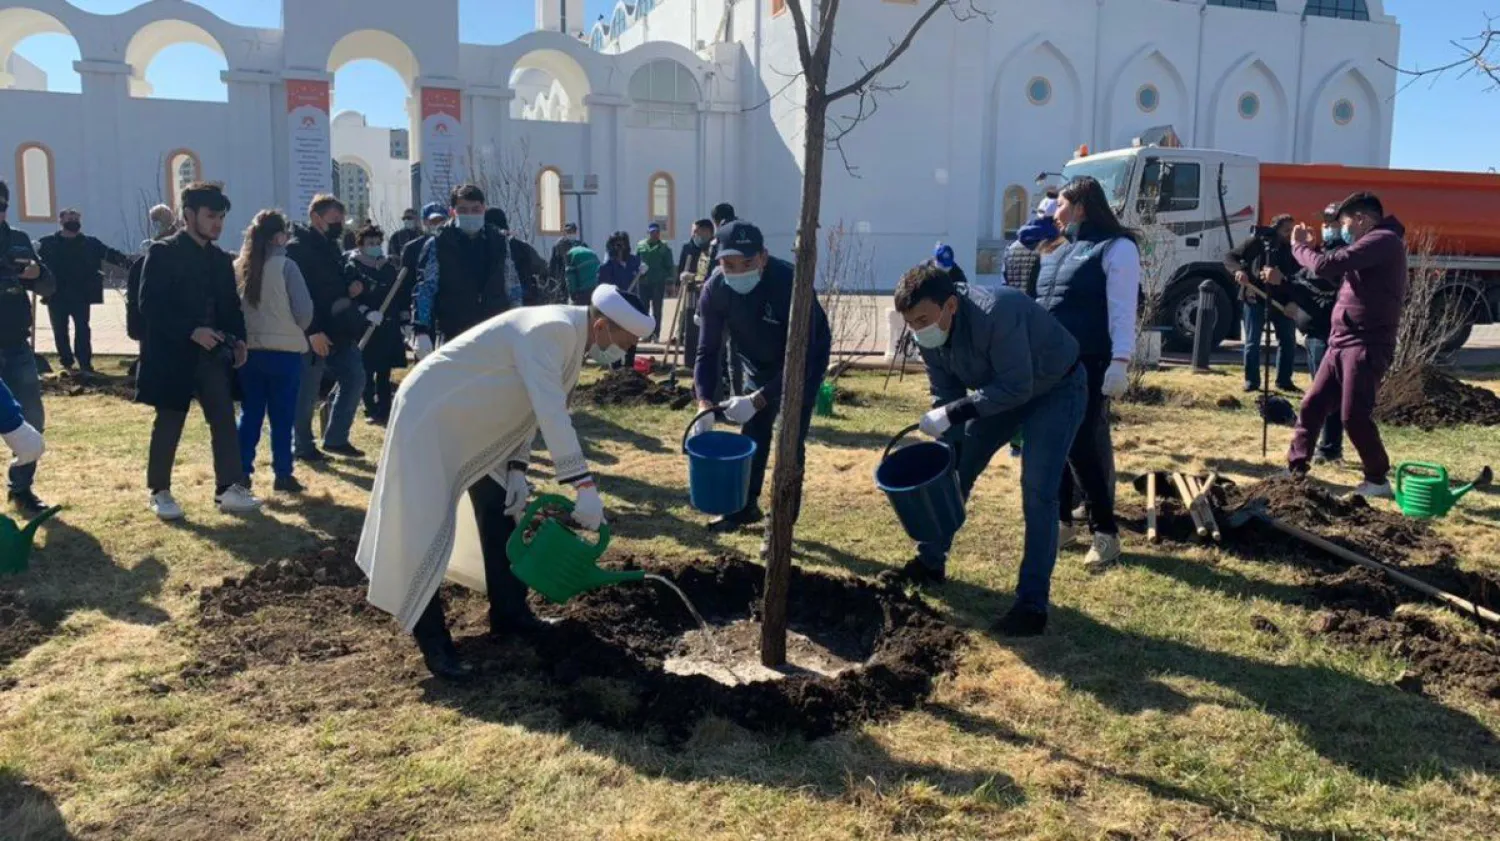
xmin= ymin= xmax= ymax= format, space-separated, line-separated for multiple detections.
xmin=186 ymin=547 xmax=963 ymax=740
xmin=39 ymin=369 xmax=135 ymax=400
xmin=580 ymin=369 xmax=694 ymax=410
xmin=1215 ymin=395 xmax=1243 ymax=410
xmin=1375 ymin=365 xmax=1500 ymax=430
xmin=1124 ymin=474 xmax=1500 ymax=700
xmin=0 ymin=590 xmax=63 ymax=674
xmin=1309 ymin=610 xmax=1500 ymax=699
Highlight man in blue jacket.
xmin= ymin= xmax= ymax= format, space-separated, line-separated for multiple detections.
xmin=0 ymin=377 xmax=44 ymax=469
xmin=688 ymin=221 xmax=831 ymax=536
xmin=894 ymin=263 xmax=1087 ymax=636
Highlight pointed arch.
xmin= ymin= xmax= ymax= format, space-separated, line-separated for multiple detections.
xmin=1205 ymin=53 xmax=1291 ymax=158
xmin=1301 ymin=62 xmax=1384 ymax=164
xmin=1102 ymin=42 xmax=1192 ymax=148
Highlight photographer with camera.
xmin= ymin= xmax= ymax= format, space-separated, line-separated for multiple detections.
xmin=0 ymin=180 xmax=54 ymax=515
xmin=1226 ymin=213 xmax=1302 ymax=394
xmin=136 ymin=182 xmax=259 ymax=520
xmin=36 ymin=208 xmax=130 ymax=373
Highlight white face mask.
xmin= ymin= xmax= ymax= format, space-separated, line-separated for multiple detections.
xmin=589 ymin=323 xmax=626 ymax=367
xmin=724 ymin=269 xmax=762 ymax=295
xmin=456 ymin=214 xmax=484 ymax=234
xmin=913 ymin=322 xmax=949 ymax=349
xmin=361 ymin=246 xmax=383 ymax=260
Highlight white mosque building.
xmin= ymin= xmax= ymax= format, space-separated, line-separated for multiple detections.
xmin=0 ymin=0 xmax=1398 ymax=284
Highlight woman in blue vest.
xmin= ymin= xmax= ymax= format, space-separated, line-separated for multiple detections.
xmin=1034 ymin=176 xmax=1141 ymax=572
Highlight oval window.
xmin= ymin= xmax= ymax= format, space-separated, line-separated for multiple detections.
xmin=1333 ymin=98 xmax=1355 ymax=125
xmin=1238 ymin=92 xmax=1260 ymax=120
xmin=1137 ymin=84 xmax=1159 ymax=113
xmin=1027 ymin=77 xmax=1052 ymax=106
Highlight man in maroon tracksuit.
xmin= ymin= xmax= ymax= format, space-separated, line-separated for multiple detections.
xmin=1287 ymin=192 xmax=1406 ymax=498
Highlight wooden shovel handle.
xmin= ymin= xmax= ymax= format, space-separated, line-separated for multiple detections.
xmin=1171 ymin=473 xmax=1205 ymax=538
xmin=1146 ymin=473 xmax=1158 ymax=544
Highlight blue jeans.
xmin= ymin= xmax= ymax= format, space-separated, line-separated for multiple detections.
xmin=0 ymin=346 xmax=43 ymax=493
xmin=736 ymin=367 xmax=825 ymax=522
xmin=1304 ymin=337 xmax=1345 ymax=459
xmin=294 ymin=344 xmax=365 ymax=453
xmin=917 ymin=365 xmax=1087 ymax=613
xmin=238 ymin=350 xmax=303 ymax=479
xmin=1243 ymin=301 xmax=1297 ymax=388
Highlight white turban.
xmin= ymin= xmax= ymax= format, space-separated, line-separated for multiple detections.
xmin=591 ymin=284 xmax=655 ymax=339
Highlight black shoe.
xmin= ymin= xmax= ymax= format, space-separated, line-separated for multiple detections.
xmin=8 ymin=489 xmax=48 ymax=516
xmin=324 ymin=443 xmax=366 ymax=459
xmin=1242 ymin=382 xmax=1259 ymax=393
xmin=296 ymin=449 xmax=328 ymax=464
xmin=992 ymin=606 xmax=1048 ymax=637
xmin=898 ymin=557 xmax=946 ymax=585
xmin=422 ymin=647 xmax=475 ymax=682
xmin=273 ymin=475 xmax=304 ymax=493
xmin=489 ymin=611 xmax=551 ymax=636
xmin=1277 ymin=381 xmax=1302 ymax=395
xmin=707 ymin=507 xmax=764 ymax=534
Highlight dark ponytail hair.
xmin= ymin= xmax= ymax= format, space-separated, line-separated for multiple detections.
xmin=1061 ymin=176 xmax=1138 ymax=244
xmin=237 ymin=209 xmax=288 ymax=308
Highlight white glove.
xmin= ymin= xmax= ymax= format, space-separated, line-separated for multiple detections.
xmin=502 ymin=468 xmax=532 ymax=522
xmin=401 ymin=325 xmax=414 ymax=343
xmin=919 ymin=406 xmax=952 ymax=439
xmin=2 ymin=422 xmax=44 ymax=466
xmin=412 ymin=334 xmax=434 ymax=360
xmin=679 ymin=271 xmax=694 ymax=284
xmin=571 ymin=481 xmax=605 ymax=531
xmin=688 ymin=411 xmax=715 ymax=439
xmin=1101 ymin=360 xmax=1130 ymax=398
xmin=721 ymin=394 xmax=760 ymax=425
xmin=365 ymin=310 xmax=383 ymax=327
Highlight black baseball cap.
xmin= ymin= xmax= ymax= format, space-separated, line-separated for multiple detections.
xmin=715 ymin=220 xmax=764 ymax=258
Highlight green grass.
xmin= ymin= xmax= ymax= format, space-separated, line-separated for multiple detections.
xmin=2 ymin=358 xmax=1499 ymax=840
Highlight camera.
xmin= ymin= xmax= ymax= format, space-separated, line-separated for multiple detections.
xmin=208 ymin=340 xmax=237 ymax=368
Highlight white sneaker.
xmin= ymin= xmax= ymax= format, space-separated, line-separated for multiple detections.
xmin=1083 ymin=533 xmax=1122 ymax=573
xmin=1353 ymin=480 xmax=1393 ymax=500
xmin=215 ymin=484 xmax=262 ymax=514
xmin=1058 ymin=522 xmax=1083 ymax=550
xmin=149 ymin=490 xmax=184 ymax=521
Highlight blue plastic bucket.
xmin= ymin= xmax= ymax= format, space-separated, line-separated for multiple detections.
xmin=874 ymin=424 xmax=966 ymax=543
xmin=683 ymin=409 xmax=758 ymax=515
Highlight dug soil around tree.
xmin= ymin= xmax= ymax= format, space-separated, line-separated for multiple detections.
xmin=1120 ymin=475 xmax=1500 ymax=699
xmin=0 ymin=590 xmax=63 ymax=677
xmin=39 ymin=368 xmax=136 ymax=401
xmin=579 ymin=369 xmax=695 ymax=410
xmin=1375 ymin=365 xmax=1500 ymax=430
xmin=184 ymin=546 xmax=963 ymax=740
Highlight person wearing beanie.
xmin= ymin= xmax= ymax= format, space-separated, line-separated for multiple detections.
xmin=357 ymin=283 xmax=656 ymax=682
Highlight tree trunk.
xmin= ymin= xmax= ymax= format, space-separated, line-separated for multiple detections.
xmin=760 ymin=91 xmax=829 ymax=668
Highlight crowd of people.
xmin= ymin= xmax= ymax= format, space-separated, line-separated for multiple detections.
xmin=0 ymin=172 xmax=1407 ymax=679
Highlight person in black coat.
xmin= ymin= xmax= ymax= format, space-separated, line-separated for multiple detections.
xmin=387 ymin=208 xmax=423 ymax=260
xmin=346 ymin=223 xmax=406 ymax=424
xmin=136 ymin=183 xmax=259 ymax=520
xmin=36 ymin=208 xmax=129 ymax=372
xmin=0 ymin=179 xmax=56 ymax=514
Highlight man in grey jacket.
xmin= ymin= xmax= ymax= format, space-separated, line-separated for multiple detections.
xmin=893 ymin=264 xmax=1087 ymax=636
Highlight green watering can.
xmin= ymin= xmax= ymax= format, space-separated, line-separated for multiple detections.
xmin=815 ymin=382 xmax=836 ymax=418
xmin=1393 ymin=462 xmax=1475 ymax=519
xmin=0 ymin=506 xmax=63 ymax=576
xmin=505 ymin=494 xmax=643 ymax=603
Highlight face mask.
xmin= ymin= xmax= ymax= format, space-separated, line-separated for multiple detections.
xmin=62 ymin=221 xmax=81 ymax=233
xmin=693 ymin=235 xmax=708 ymax=248
xmin=913 ymin=323 xmax=948 ymax=349
xmin=723 ymin=269 xmax=762 ymax=295
xmin=362 ymin=245 xmax=383 ymax=260
xmin=404 ymin=219 xmax=419 ymax=231
xmin=1341 ymin=224 xmax=1358 ymax=244
xmin=325 ymin=222 xmax=344 ymax=240
xmin=456 ymin=214 xmax=484 ymax=234
xmin=590 ymin=343 xmax=626 ymax=367
xmin=1064 ymin=222 xmax=1081 ymax=240
xmin=1322 ymin=226 xmax=1337 ymax=242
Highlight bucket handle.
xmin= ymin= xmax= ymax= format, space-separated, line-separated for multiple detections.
xmin=682 ymin=405 xmax=725 ymax=453
xmin=515 ymin=493 xmax=611 ymax=551
xmin=882 ymin=423 xmax=925 ymax=462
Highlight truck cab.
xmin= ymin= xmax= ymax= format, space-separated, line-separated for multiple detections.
xmin=1059 ymin=146 xmax=1260 ymax=350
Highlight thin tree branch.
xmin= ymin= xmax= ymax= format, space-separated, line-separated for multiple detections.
xmin=825 ymin=0 xmax=987 ymax=103
xmin=1379 ymin=17 xmax=1500 ymax=91
xmin=742 ymin=68 xmax=808 ymax=113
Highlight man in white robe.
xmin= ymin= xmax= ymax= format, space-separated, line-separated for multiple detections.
xmin=356 ymin=285 xmax=655 ymax=680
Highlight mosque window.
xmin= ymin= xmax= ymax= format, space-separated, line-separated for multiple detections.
xmin=1026 ymin=77 xmax=1052 ymax=106
xmin=166 ymin=149 xmax=202 ymax=210
xmin=591 ymin=28 xmax=605 ymax=51
xmin=612 ymin=7 xmax=628 ymax=36
xmin=538 ymin=167 xmax=565 ymax=235
xmin=1333 ymin=98 xmax=1355 ymax=125
xmin=15 ymin=143 xmax=55 ymax=222
xmin=1207 ymin=0 xmax=1278 ymax=10
xmin=1305 ymin=0 xmax=1370 ymax=21
xmin=630 ymin=60 xmax=699 ymax=130
xmin=1137 ymin=84 xmax=1160 ymax=113
xmin=638 ymin=0 xmax=655 ymax=16
xmin=649 ymin=172 xmax=675 ymax=238
xmin=1002 ymin=185 xmax=1028 ymax=235
xmin=1237 ymin=92 xmax=1260 ymax=120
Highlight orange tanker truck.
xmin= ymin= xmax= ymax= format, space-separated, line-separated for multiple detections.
xmin=1058 ymin=146 xmax=1500 ymax=350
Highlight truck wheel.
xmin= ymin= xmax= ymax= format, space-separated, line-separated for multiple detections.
xmin=1162 ymin=278 xmax=1231 ymax=352
xmin=1434 ymin=288 xmax=1479 ymax=353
